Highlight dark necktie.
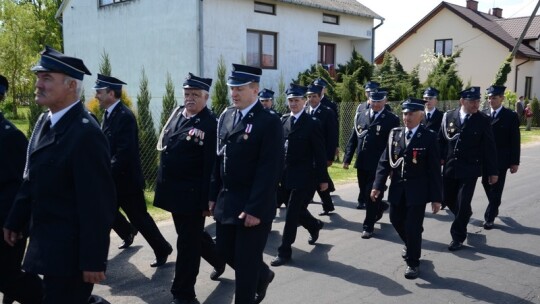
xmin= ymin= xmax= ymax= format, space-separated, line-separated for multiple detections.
xmin=492 ymin=111 xmax=496 ymax=119
xmin=463 ymin=113 xmax=470 ymax=124
xmin=39 ymin=116 xmax=52 ymax=141
xmin=371 ymin=111 xmax=378 ymax=123
xmin=233 ymin=110 xmax=243 ymax=127
xmin=102 ymin=111 xmax=109 ymax=126
xmin=406 ymin=130 xmax=413 ymax=146
xmin=427 ymin=112 xmax=432 ymax=121
xmin=291 ymin=116 xmax=296 ymax=125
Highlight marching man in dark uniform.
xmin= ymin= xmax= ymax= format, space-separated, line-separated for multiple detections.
xmin=371 ymin=98 xmax=442 ymax=279
xmin=154 ymin=73 xmax=225 ymax=304
xmin=422 ymin=87 xmax=443 ymax=133
xmin=481 ymin=85 xmax=520 ymax=230
xmin=209 ymin=64 xmax=284 ymax=304
xmin=344 ymin=90 xmax=400 ymax=239
xmin=270 ymin=84 xmax=327 ymax=267
xmin=306 ymin=83 xmax=338 ymax=215
xmin=95 ymin=74 xmax=172 ymax=267
xmin=0 ymin=75 xmax=43 ymax=304
xmin=313 ymin=77 xmax=338 ymax=118
xmin=439 ymin=87 xmax=498 ymax=251
xmin=258 ymin=88 xmax=281 ymax=117
xmin=3 ymin=46 xmax=116 ymax=303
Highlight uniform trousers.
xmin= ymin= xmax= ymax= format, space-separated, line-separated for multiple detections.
xmin=278 ymin=188 xmax=320 ymax=258
xmin=42 ymin=274 xmax=93 ymax=304
xmin=216 ymin=221 xmax=271 ymax=304
xmin=0 ymin=237 xmax=42 ymax=304
xmin=443 ymin=176 xmax=477 ymax=243
xmin=170 ymin=213 xmax=224 ymax=300
xmin=389 ymin=193 xmax=426 ymax=267
xmin=358 ymin=169 xmax=386 ymax=232
xmin=112 ymin=189 xmax=170 ymax=256
xmin=481 ymin=169 xmax=508 ymax=222
xmin=313 ymin=177 xmax=335 ymax=212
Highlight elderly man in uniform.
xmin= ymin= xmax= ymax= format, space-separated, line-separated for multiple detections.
xmin=422 ymin=87 xmax=443 ymax=133
xmin=439 ymin=87 xmax=498 ymax=251
xmin=3 ymin=46 xmax=116 ymax=304
xmin=95 ymin=74 xmax=172 ymax=267
xmin=154 ymin=73 xmax=225 ymax=304
xmin=344 ymin=90 xmax=400 ymax=238
xmin=306 ymin=83 xmax=338 ymax=215
xmin=0 ymin=75 xmax=43 ymax=304
xmin=270 ymin=84 xmax=327 ymax=267
xmin=209 ymin=64 xmax=283 ymax=304
xmin=371 ymin=98 xmax=442 ymax=279
xmin=481 ymin=85 xmax=520 ymax=230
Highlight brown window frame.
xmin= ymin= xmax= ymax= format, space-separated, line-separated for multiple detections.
xmin=247 ymin=30 xmax=278 ymax=70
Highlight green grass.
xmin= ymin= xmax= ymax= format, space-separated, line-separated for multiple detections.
xmin=520 ymin=127 xmax=540 ymax=145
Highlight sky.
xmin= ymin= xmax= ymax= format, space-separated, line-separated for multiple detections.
xmin=358 ymin=0 xmax=540 ymax=56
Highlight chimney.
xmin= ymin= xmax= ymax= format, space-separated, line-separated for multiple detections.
xmin=492 ymin=7 xmax=503 ymax=18
xmin=466 ymin=0 xmax=478 ymax=11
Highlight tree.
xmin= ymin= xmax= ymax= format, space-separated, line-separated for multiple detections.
xmin=423 ymin=50 xmax=463 ymax=101
xmin=160 ymin=73 xmax=177 ymax=130
xmin=275 ymin=72 xmax=287 ymax=114
xmin=336 ymin=70 xmax=361 ymax=151
xmin=493 ymin=53 xmax=513 ymax=86
xmin=136 ymin=68 xmax=158 ymax=189
xmin=211 ymin=55 xmax=229 ymax=116
xmin=0 ymin=0 xmax=41 ymax=117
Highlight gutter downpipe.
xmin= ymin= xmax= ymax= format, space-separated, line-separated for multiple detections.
xmin=514 ymin=58 xmax=530 ymax=94
xmin=371 ymin=18 xmax=384 ymax=63
xmin=198 ymin=0 xmax=204 ymax=76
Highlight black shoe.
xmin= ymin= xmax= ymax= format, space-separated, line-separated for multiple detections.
xmin=401 ymin=247 xmax=407 ymax=260
xmin=404 ymin=266 xmax=419 ymax=279
xmin=483 ymin=221 xmax=494 ymax=230
xmin=254 ymin=269 xmax=275 ymax=304
xmin=270 ymin=255 xmax=291 ymax=267
xmin=318 ymin=210 xmax=332 ymax=216
xmin=118 ymin=231 xmax=137 ymax=249
xmin=448 ymin=240 xmax=463 ymax=251
xmin=151 ymin=242 xmax=173 ymax=267
xmin=171 ymin=298 xmax=200 ymax=304
xmin=361 ymin=230 xmax=373 ymax=239
xmin=356 ymin=202 xmax=365 ymax=209
xmin=308 ymin=220 xmax=324 ymax=245
xmin=210 ymin=264 xmax=226 ymax=280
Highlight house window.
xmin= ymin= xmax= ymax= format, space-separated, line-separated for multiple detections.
xmin=247 ymin=30 xmax=277 ymax=69
xmin=434 ymin=39 xmax=453 ymax=56
xmin=99 ymin=0 xmax=132 ymax=6
xmin=323 ymin=13 xmax=339 ymax=25
xmin=318 ymin=43 xmax=335 ymax=65
xmin=254 ymin=2 xmax=275 ymax=15
xmin=525 ymin=77 xmax=532 ymax=99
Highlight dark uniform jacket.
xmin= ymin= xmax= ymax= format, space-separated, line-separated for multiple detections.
xmin=439 ymin=108 xmax=497 ymax=178
xmin=102 ymin=102 xmax=145 ymax=194
xmin=154 ymin=107 xmax=217 ymax=214
xmin=344 ymin=108 xmax=400 ymax=172
xmin=309 ymin=104 xmax=338 ymax=162
xmin=374 ymin=126 xmax=442 ymax=206
xmin=210 ymin=102 xmax=284 ymax=225
xmin=320 ymin=96 xmax=338 ymax=119
xmin=422 ymin=108 xmax=443 ymax=133
xmin=0 ymin=113 xmax=27 ymax=225
xmin=482 ymin=107 xmax=520 ymax=171
xmin=5 ymin=103 xmax=116 ymax=276
xmin=281 ymin=112 xmax=327 ymax=189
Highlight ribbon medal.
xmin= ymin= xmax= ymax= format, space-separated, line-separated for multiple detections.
xmin=186 ymin=128 xmax=195 ymax=141
xmin=412 ymin=150 xmax=418 ymax=164
xmin=376 ymin=125 xmax=381 ymax=136
xmin=244 ymin=124 xmax=253 ymax=140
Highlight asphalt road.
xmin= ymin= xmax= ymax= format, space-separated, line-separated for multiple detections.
xmin=8 ymin=144 xmax=540 ymax=304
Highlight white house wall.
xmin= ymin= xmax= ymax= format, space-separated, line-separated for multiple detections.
xmin=63 ymin=0 xmax=200 ymax=110
xmin=391 ymin=9 xmax=525 ymax=95
xmin=62 ymin=0 xmax=375 ymax=110
xmin=202 ymin=0 xmax=374 ymax=93
xmin=514 ymin=60 xmax=540 ymax=99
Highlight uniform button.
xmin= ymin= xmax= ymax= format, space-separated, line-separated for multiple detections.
xmin=224 ymin=188 xmax=229 ymax=192
xmin=455 ymin=149 xmax=459 ymax=152
xmin=403 ymin=179 xmax=407 ymax=182
xmin=165 ymin=152 xmax=169 ymax=155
